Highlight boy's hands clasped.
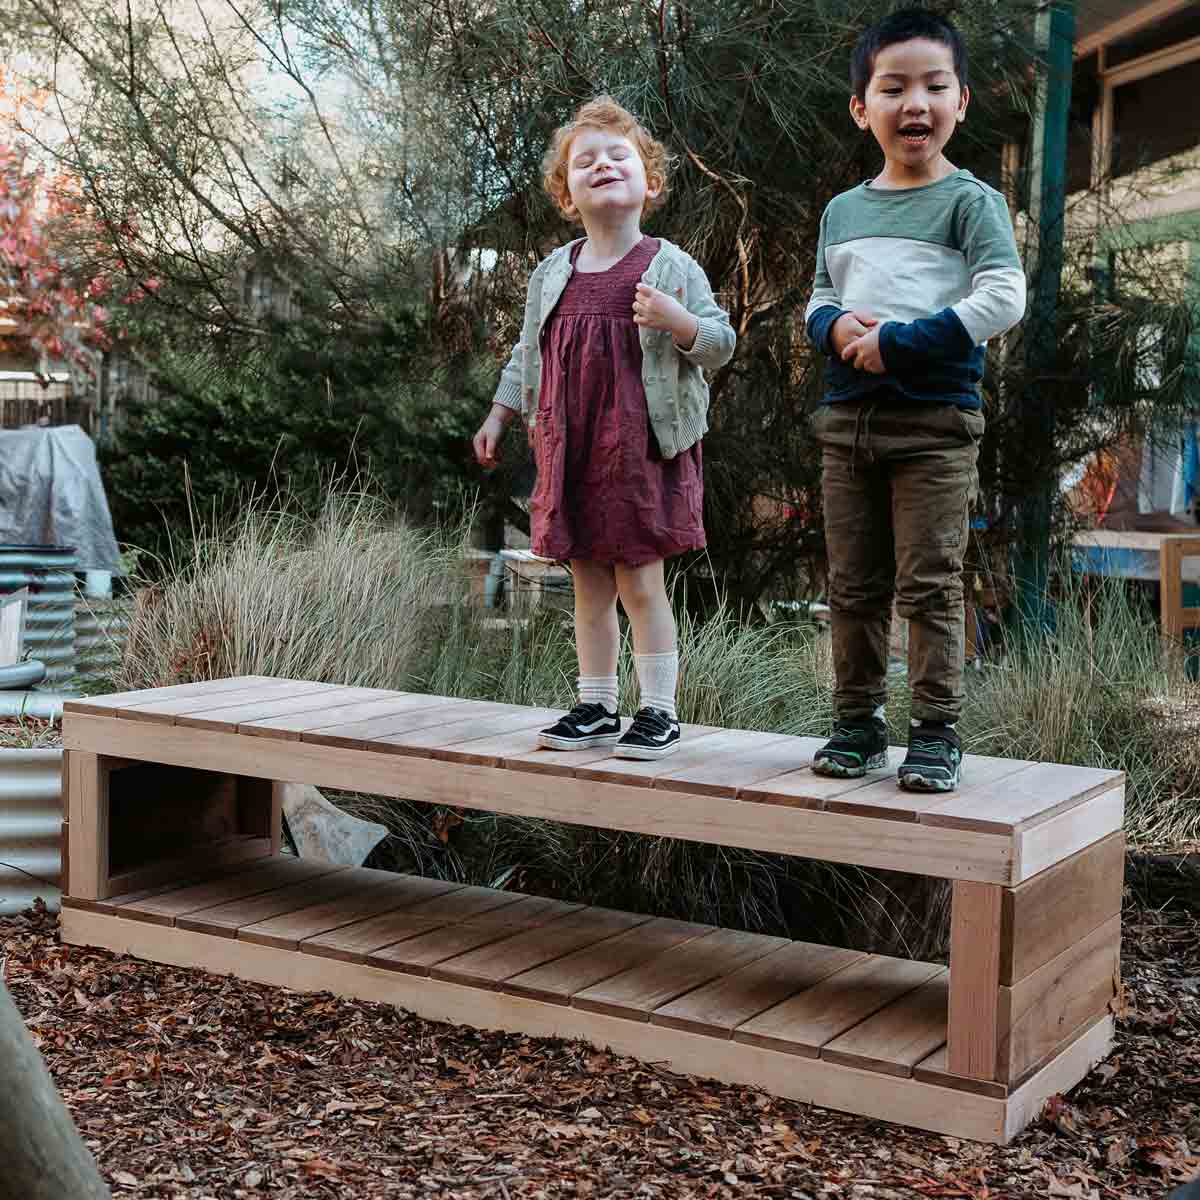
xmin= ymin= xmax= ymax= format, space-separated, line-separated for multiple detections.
xmin=832 ymin=310 xmax=885 ymax=374
xmin=633 ymin=283 xmax=699 ymax=351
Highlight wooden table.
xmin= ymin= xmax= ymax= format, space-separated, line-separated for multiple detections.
xmin=59 ymin=677 xmax=1125 ymax=1144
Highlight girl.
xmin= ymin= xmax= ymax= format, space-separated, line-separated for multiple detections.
xmin=472 ymin=96 xmax=735 ymax=760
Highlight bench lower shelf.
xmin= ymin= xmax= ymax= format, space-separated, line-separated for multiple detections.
xmin=59 ymin=858 xmax=1114 ymax=1145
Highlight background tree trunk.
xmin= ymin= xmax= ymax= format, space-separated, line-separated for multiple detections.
xmin=0 ymin=979 xmax=111 ymax=1200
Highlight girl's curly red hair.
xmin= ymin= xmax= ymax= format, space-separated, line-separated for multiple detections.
xmin=542 ymin=96 xmax=672 ymax=222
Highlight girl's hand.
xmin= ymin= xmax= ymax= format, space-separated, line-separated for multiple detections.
xmin=633 ymin=283 xmax=700 ymax=350
xmin=842 ymin=325 xmax=886 ymax=374
xmin=473 ymin=405 xmax=514 ymax=469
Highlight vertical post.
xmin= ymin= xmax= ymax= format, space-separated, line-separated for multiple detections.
xmin=947 ymin=881 xmax=1003 ymax=1079
xmin=1013 ymin=1 xmax=1076 ymax=626
xmin=65 ymin=751 xmax=107 ymax=901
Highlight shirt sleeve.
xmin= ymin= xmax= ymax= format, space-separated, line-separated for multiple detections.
xmin=675 ymin=257 xmax=736 ymax=369
xmin=804 ymin=205 xmax=847 ymax=354
xmin=492 ymin=340 xmax=524 ymax=412
xmin=879 ymin=189 xmax=1026 ymax=371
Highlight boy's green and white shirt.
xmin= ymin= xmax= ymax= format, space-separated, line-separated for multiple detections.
xmin=492 ymin=237 xmax=735 ymax=459
xmin=804 ymin=169 xmax=1026 ymax=409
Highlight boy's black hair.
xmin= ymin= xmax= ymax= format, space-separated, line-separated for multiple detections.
xmin=850 ymin=8 xmax=968 ymax=100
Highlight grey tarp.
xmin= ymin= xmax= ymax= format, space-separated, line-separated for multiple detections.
xmin=0 ymin=425 xmax=122 ymax=573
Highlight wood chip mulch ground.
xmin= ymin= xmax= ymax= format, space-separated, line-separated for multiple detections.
xmin=2 ymin=878 xmax=1198 ymax=1200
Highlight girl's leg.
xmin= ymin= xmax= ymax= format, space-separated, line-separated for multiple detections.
xmin=614 ymin=560 xmax=678 ymax=717
xmin=571 ymin=559 xmax=620 ymax=712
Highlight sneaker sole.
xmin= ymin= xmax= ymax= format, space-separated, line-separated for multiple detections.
xmin=811 ymin=750 xmax=888 ymax=778
xmin=897 ymin=770 xmax=958 ymax=793
xmin=537 ymin=731 xmax=621 ymax=751
xmin=611 ymin=740 xmax=680 ymax=761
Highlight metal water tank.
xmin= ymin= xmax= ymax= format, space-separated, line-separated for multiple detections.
xmin=0 ymin=545 xmax=77 ymax=687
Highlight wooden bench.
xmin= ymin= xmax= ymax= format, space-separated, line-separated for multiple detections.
xmin=59 ymin=676 xmax=1126 ymax=1144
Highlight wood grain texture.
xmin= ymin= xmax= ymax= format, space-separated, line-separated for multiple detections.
xmin=1012 ymin=785 xmax=1125 ymax=883
xmin=822 ymin=969 xmax=949 ymax=1077
xmin=913 ymin=1046 xmax=1008 ymax=1099
xmin=996 ymin=915 xmax=1121 ymax=1084
xmin=921 ymin=763 xmax=1124 ymax=835
xmin=651 ymin=941 xmax=864 ymax=1037
xmin=829 ymin=757 xmax=1033 ymax=822
xmin=63 ymin=713 xmax=1018 ymax=882
xmin=176 ymin=868 xmax=359 ymax=937
xmin=735 ymin=956 xmax=943 ymax=1057
xmin=739 ymin=748 xmax=907 ymax=808
xmin=947 ymin=881 xmax=1003 ymax=1080
xmin=658 ymin=737 xmax=825 ymax=799
xmin=241 ymin=692 xmax=421 ymax=739
xmin=62 ymin=676 xmax=274 ymax=718
xmin=62 ymin=905 xmax=1021 ymax=1143
xmin=573 ymin=929 xmax=791 ymax=1021
xmin=503 ymin=917 xmax=712 ymax=1005
xmin=1000 ymin=831 xmax=1125 ymax=984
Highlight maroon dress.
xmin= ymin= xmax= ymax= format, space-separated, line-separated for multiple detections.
xmin=530 ymin=236 xmax=706 ymax=567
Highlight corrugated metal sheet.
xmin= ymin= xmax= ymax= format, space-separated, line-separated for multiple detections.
xmin=74 ymin=597 xmax=131 ymax=689
xmin=0 ymin=545 xmax=77 ymax=687
xmin=0 ymin=749 xmax=62 ymax=915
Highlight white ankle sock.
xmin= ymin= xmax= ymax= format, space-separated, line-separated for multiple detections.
xmin=634 ymin=651 xmax=678 ymax=718
xmin=578 ymin=675 xmax=618 ymax=713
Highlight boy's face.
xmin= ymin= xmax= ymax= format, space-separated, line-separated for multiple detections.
xmin=564 ymin=127 xmax=658 ymax=223
xmin=850 ymin=38 xmax=969 ymax=177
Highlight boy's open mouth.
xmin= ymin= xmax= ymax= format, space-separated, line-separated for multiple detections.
xmin=899 ymin=124 xmax=933 ymax=145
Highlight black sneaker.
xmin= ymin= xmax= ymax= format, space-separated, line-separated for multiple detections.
xmin=538 ymin=702 xmax=621 ymax=751
xmin=811 ymin=717 xmax=889 ymax=778
xmin=898 ymin=722 xmax=962 ymax=792
xmin=612 ymin=706 xmax=680 ymax=760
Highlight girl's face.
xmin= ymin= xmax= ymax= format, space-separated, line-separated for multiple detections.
xmin=564 ymin=127 xmax=657 ymax=224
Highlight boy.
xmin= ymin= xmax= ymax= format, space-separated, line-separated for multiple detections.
xmin=804 ymin=8 xmax=1026 ymax=792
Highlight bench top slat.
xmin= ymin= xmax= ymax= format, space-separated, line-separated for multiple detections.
xmin=827 ymin=755 xmax=1036 ymax=823
xmin=919 ymin=761 xmax=1124 ymax=833
xmin=112 ymin=679 xmax=339 ymax=724
xmin=64 ymin=675 xmax=281 ymax=717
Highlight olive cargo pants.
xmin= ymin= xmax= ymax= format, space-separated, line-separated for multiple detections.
xmin=813 ymin=399 xmax=983 ymax=725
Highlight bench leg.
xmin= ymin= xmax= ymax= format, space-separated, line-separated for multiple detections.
xmin=947 ymin=881 xmax=1002 ymax=1079
xmin=62 ymin=754 xmax=280 ymax=902
xmin=948 ymin=832 xmax=1124 ymax=1086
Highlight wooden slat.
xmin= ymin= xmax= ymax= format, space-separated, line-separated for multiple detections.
xmin=568 ymin=728 xmax=755 ymax=788
xmin=739 ymin=747 xmax=907 ymax=809
xmin=62 ymin=676 xmax=274 ymax=718
xmin=823 ymin=969 xmax=949 ymax=1077
xmin=176 ymin=868 xmax=360 ymax=937
xmin=377 ymin=707 xmax=563 ymax=757
xmin=66 ymin=751 xmax=105 ymax=900
xmin=61 ymin=905 xmax=1018 ymax=1144
xmin=661 ymin=736 xmax=827 ymax=799
xmin=302 ymin=882 xmax=518 ymax=962
xmin=79 ymin=856 xmax=285 ymax=916
xmin=500 ymin=740 xmax=629 ymax=777
xmin=64 ymin=713 xmax=1018 ymax=883
xmin=1000 ymin=831 xmax=1125 ymax=985
xmin=239 ymin=870 xmax=465 ymax=950
xmin=181 ymin=687 xmax=382 ymax=733
xmin=121 ymin=858 xmax=340 ymax=926
xmin=1012 ymin=784 xmax=1125 ymax=882
xmin=913 ymin=1046 xmax=1008 ymax=1099
xmin=242 ymin=692 xmax=422 ymax=739
xmin=921 ymin=762 xmax=1124 ymax=834
xmin=118 ymin=680 xmax=336 ymax=725
xmin=573 ymin=928 xmax=786 ymax=1020
xmin=503 ymin=916 xmax=712 ymax=1004
xmin=425 ymin=717 xmax=592 ymax=766
xmin=829 ymin=757 xmax=1033 ymax=822
xmin=430 ymin=906 xmax=650 ymax=988
xmin=367 ymin=896 xmax=582 ymax=974
xmin=651 ymin=941 xmax=864 ymax=1037
xmin=947 ymin=881 xmax=1003 ymax=1080
xmin=735 ymin=956 xmax=943 ymax=1056
xmin=300 ymin=699 xmax=479 ymax=749
xmin=996 ymin=915 xmax=1121 ymax=1084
